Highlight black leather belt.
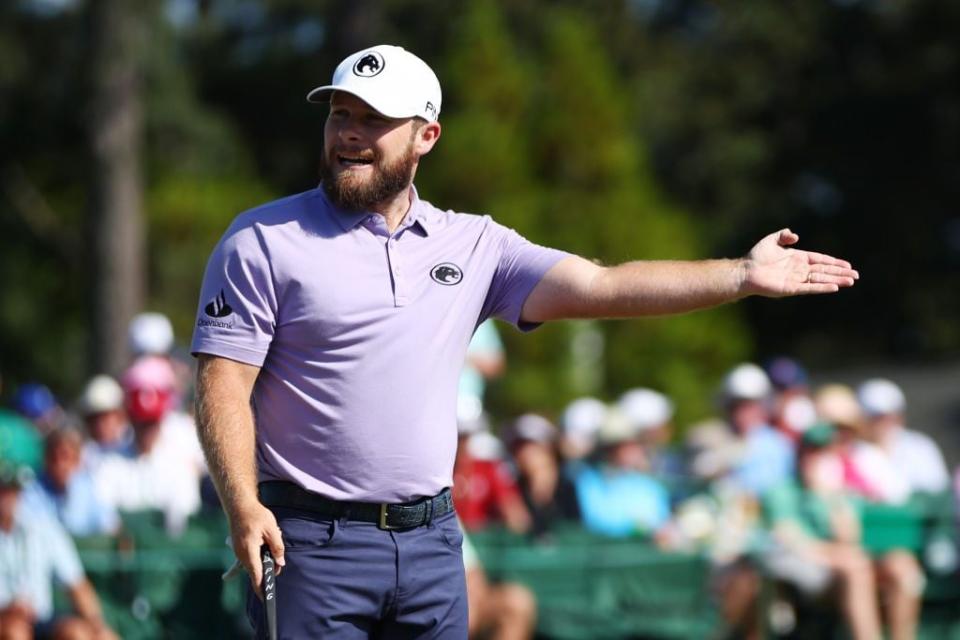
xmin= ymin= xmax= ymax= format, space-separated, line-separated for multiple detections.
xmin=258 ymin=481 xmax=454 ymax=531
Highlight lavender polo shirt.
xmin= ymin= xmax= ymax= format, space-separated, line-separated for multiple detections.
xmin=191 ymin=187 xmax=568 ymax=502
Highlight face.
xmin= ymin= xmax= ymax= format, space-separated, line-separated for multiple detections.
xmin=85 ymin=409 xmax=127 ymax=445
xmin=728 ymin=399 xmax=769 ymax=435
xmin=45 ymin=440 xmax=80 ymax=490
xmin=321 ymin=92 xmax=439 ymax=211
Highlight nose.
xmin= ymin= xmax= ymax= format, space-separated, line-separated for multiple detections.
xmin=335 ymin=116 xmax=363 ymax=145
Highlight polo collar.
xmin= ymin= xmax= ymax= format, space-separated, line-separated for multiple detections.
xmin=319 ymin=184 xmax=435 ymax=237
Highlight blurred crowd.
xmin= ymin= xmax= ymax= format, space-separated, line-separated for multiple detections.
xmin=454 ymin=327 xmax=955 ymax=640
xmin=0 ymin=315 xmax=956 ymax=640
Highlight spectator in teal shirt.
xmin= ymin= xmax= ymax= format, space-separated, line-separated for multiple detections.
xmin=574 ymin=409 xmax=670 ymax=538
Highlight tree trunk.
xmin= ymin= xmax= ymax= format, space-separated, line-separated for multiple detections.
xmin=83 ymin=0 xmax=147 ymax=376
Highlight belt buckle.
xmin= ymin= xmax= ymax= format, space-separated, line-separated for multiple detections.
xmin=378 ymin=503 xmax=397 ymax=530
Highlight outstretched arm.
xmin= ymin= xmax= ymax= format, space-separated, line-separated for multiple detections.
xmin=521 ymin=229 xmax=858 ymax=323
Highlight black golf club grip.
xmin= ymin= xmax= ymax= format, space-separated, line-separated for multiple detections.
xmin=262 ymin=546 xmax=278 ymax=640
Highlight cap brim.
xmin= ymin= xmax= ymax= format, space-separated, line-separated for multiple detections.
xmin=306 ymin=85 xmax=336 ymax=103
xmin=305 ymin=86 xmax=420 ymax=120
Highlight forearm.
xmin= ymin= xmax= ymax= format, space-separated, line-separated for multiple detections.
xmin=588 ymin=258 xmax=747 ymax=318
xmin=195 ymin=356 xmax=261 ymax=520
xmin=69 ymin=580 xmax=104 ymax=627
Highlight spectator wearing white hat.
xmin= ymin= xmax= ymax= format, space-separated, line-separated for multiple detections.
xmin=616 ymin=388 xmax=686 ymax=491
xmin=858 ymin=378 xmax=949 ymax=496
xmin=573 ymin=409 xmax=671 ymax=539
xmin=558 ymin=396 xmax=607 ymax=462
xmin=504 ymin=414 xmax=580 ymax=538
xmin=76 ymin=374 xmax=133 ymax=473
xmin=719 ymin=363 xmax=795 ymax=496
xmin=128 ymin=311 xmax=193 ymax=414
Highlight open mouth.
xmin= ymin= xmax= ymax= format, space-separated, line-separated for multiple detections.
xmin=337 ymin=152 xmax=375 ymax=167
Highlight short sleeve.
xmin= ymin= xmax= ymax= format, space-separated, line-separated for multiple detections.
xmin=190 ymin=217 xmax=279 ymax=366
xmin=44 ymin=518 xmax=84 ymax=587
xmin=480 ymin=226 xmax=569 ymax=331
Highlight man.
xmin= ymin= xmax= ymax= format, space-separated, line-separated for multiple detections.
xmin=0 ymin=463 xmax=118 ymax=640
xmin=192 ymin=44 xmax=858 ymax=638
xmin=20 ymin=428 xmax=119 ymax=537
xmin=857 ymin=377 xmax=949 ymax=497
xmin=717 ymin=362 xmax=795 ymax=496
xmin=94 ymin=357 xmax=202 ymax=535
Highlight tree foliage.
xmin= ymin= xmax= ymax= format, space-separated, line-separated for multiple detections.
xmin=1 ymin=0 xmax=957 ymax=425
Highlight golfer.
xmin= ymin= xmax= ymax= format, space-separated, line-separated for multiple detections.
xmin=191 ymin=44 xmax=858 ymax=639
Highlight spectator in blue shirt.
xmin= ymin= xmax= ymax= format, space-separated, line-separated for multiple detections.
xmin=20 ymin=429 xmax=119 ymax=538
xmin=720 ymin=363 xmax=795 ymax=496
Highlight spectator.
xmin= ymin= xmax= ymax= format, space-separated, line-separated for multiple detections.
xmin=0 ymin=462 xmax=118 ymax=640
xmin=814 ymin=384 xmax=910 ymax=504
xmin=616 ymin=388 xmax=686 ymax=491
xmin=457 ymin=320 xmax=506 ymax=425
xmin=558 ymin=396 xmax=606 ymax=462
xmin=0 ymin=401 xmax=42 ymax=471
xmin=93 ymin=357 xmax=202 ymax=534
xmin=764 ymin=356 xmax=818 ymax=440
xmin=20 ymin=429 xmax=119 ymax=537
xmin=573 ymin=409 xmax=671 ymax=538
xmin=75 ymin=375 xmax=132 ymax=473
xmin=453 ymin=414 xmax=532 ymax=534
xmin=718 ymin=363 xmax=794 ymax=496
xmin=858 ymin=378 xmax=949 ymax=496
xmin=504 ymin=414 xmax=580 ymax=538
xmin=11 ymin=383 xmax=63 ymax=438
xmin=462 ymin=530 xmax=536 ymax=640
xmin=128 ymin=312 xmax=192 ymax=414
xmin=763 ymin=423 xmax=922 ymax=640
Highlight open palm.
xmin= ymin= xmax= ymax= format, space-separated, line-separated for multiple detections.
xmin=743 ymin=229 xmax=859 ymax=297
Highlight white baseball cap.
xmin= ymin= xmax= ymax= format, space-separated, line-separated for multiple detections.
xmin=128 ymin=312 xmax=174 ymax=356
xmin=560 ymin=397 xmax=608 ymax=441
xmin=307 ymin=45 xmax=442 ymax=122
xmin=77 ymin=375 xmax=124 ymax=416
xmin=721 ymin=363 xmax=772 ymax=401
xmin=857 ymin=378 xmax=906 ymax=417
xmin=616 ymin=388 xmax=674 ymax=431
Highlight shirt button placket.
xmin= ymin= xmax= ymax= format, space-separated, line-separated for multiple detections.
xmin=388 ymin=237 xmax=408 ymax=307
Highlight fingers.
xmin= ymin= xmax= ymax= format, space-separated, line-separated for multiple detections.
xmin=807 ymin=264 xmax=859 ymax=284
xmin=804 ymin=250 xmax=856 ymax=271
xmin=262 ymin=522 xmax=287 ymax=576
xmin=777 ymin=228 xmax=799 ymax=246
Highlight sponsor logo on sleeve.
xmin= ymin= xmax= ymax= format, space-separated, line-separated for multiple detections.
xmin=198 ymin=289 xmax=235 ymax=328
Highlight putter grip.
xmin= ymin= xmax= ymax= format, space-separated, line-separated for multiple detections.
xmin=262 ymin=546 xmax=278 ymax=640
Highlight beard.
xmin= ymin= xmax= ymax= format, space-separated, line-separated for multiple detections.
xmin=320 ymin=141 xmax=417 ymax=212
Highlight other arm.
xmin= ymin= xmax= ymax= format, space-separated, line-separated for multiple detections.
xmin=195 ymin=354 xmax=285 ymax=591
xmin=522 ymin=229 xmax=858 ymax=322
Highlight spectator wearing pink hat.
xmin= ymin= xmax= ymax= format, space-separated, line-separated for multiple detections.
xmin=92 ymin=356 xmax=204 ymax=534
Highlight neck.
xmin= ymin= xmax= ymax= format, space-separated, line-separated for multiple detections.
xmin=135 ymin=423 xmax=162 ymax=455
xmin=370 ymin=186 xmax=413 ymax=234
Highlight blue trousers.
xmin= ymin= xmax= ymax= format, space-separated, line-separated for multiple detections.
xmin=247 ymin=507 xmax=468 ymax=639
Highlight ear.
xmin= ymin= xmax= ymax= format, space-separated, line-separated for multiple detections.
xmin=413 ymin=121 xmax=441 ymax=156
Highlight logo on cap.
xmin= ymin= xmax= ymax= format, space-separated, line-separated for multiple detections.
xmin=425 ymin=101 xmax=437 ymax=120
xmin=430 ymin=263 xmax=463 ymax=286
xmin=353 ymin=52 xmax=385 ymax=77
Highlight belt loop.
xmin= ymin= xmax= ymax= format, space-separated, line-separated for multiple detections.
xmin=424 ymin=496 xmax=434 ymax=525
